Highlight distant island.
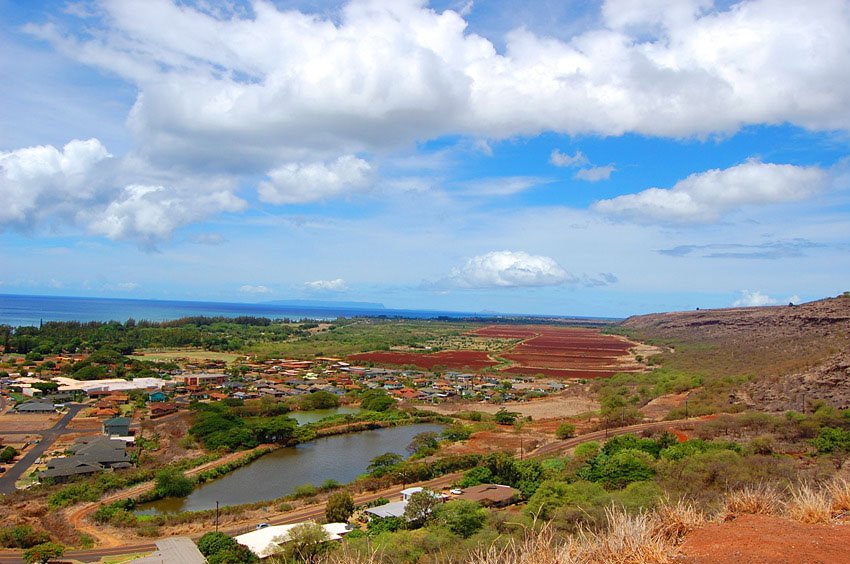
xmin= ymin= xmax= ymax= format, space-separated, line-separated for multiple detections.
xmin=262 ymin=299 xmax=386 ymax=310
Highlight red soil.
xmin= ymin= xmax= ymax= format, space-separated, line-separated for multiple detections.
xmin=677 ymin=514 xmax=850 ymax=564
xmin=347 ymin=350 xmax=498 ymax=370
xmin=501 ymin=366 xmax=617 ymax=378
xmin=347 ymin=325 xmax=640 ymax=378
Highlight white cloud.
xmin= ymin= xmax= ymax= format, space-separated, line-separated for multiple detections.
xmin=239 ymin=284 xmax=271 ymax=294
xmin=575 ymin=165 xmax=615 ymax=182
xmin=550 ymin=149 xmax=588 ymax=168
xmin=0 ymin=138 xmax=247 ymax=245
xmin=25 ymin=0 xmax=850 ymax=175
xmin=117 ymin=282 xmax=139 ymax=291
xmin=86 ymin=184 xmax=246 ymax=247
xmin=732 ymin=290 xmax=777 ymax=307
xmin=0 ymin=138 xmax=111 ymax=227
xmin=258 ymin=156 xmax=373 ymax=205
xmin=593 ymin=160 xmax=829 ymax=223
xmin=305 ymin=278 xmax=348 ymax=292
xmin=448 ymin=250 xmax=575 ymax=288
xmin=460 ymin=176 xmax=548 ymax=196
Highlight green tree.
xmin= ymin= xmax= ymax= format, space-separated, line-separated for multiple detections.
xmin=494 ymin=408 xmax=519 ymax=425
xmin=555 ymin=423 xmax=576 ymax=439
xmin=300 ymin=390 xmax=340 ymax=410
xmin=0 ymin=446 xmax=18 ymax=464
xmin=197 ymin=532 xmax=259 ymax=564
xmin=403 ymin=490 xmax=441 ymax=529
xmin=22 ymin=542 xmax=64 ymax=564
xmin=325 ymin=491 xmax=355 ymax=523
xmin=407 ymin=432 xmax=439 ymax=457
xmin=367 ymin=452 xmax=404 ymax=477
xmin=442 ymin=424 xmax=472 ymax=442
xmin=277 ymin=522 xmax=330 ymax=563
xmin=360 ymin=389 xmax=395 ymax=412
xmin=154 ymin=468 xmax=193 ymax=498
xmin=433 ymin=500 xmax=486 ymax=538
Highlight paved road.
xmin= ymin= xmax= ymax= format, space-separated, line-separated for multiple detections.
xmin=0 ymin=404 xmax=85 ymax=495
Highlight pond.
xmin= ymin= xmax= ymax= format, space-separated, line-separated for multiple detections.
xmin=287 ymin=406 xmax=361 ymax=426
xmin=136 ymin=422 xmax=445 ymax=514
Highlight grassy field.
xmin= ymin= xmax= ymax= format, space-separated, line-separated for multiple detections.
xmin=133 ymin=349 xmax=244 ymax=363
xmin=248 ymin=319 xmax=478 ymax=359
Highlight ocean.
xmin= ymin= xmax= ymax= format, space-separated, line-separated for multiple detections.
xmin=0 ymin=294 xmax=503 ymax=327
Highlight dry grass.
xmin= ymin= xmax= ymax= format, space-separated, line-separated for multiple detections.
xmin=828 ymin=477 xmax=850 ymax=512
xmin=786 ymin=484 xmax=832 ymax=524
xmin=651 ymin=499 xmax=706 ymax=542
xmin=723 ymin=486 xmax=782 ymax=517
xmin=467 ymin=507 xmax=681 ymax=564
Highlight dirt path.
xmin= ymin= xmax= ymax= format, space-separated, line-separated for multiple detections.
xmin=677 ymin=514 xmax=850 ymax=563
xmin=65 ymin=444 xmax=275 ymax=547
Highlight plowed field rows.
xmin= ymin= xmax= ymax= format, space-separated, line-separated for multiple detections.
xmin=473 ymin=325 xmax=640 ymax=378
xmin=347 ymin=325 xmax=641 ymax=378
xmin=347 ymin=350 xmax=498 ymax=370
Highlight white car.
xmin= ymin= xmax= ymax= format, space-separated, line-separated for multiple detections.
xmin=450 ymin=489 xmax=463 ymax=495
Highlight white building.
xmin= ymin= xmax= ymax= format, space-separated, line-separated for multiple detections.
xmin=235 ymin=522 xmax=351 ymax=559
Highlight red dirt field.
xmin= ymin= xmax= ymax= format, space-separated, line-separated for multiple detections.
xmin=347 ymin=325 xmax=641 ymax=377
xmin=347 ymin=350 xmax=499 ymax=370
xmin=476 ymin=325 xmax=641 ymax=377
xmin=677 ymin=514 xmax=850 ymax=564
xmin=501 ymin=366 xmax=617 ymax=378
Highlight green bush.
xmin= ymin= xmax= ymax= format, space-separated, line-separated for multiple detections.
xmin=555 ymin=423 xmax=576 ymax=440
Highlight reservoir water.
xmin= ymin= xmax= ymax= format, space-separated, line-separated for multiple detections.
xmin=288 ymin=406 xmax=361 ymax=426
xmin=136 ymin=422 xmax=445 ymax=514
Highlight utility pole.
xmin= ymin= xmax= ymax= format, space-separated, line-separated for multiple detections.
xmin=215 ymin=501 xmax=219 ymax=533
xmin=520 ymin=437 xmax=524 ymax=460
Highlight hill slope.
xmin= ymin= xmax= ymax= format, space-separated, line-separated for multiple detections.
xmin=621 ymin=295 xmax=850 ymax=411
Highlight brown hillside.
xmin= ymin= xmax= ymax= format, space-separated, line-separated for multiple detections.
xmin=621 ymin=295 xmax=850 ymax=411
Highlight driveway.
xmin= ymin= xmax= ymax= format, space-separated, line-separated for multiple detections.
xmin=0 ymin=404 xmax=85 ymax=495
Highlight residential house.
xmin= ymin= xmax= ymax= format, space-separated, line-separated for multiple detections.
xmin=40 ymin=437 xmax=132 ymax=483
xmin=103 ymin=416 xmax=131 ymax=437
xmin=456 ymin=484 xmax=520 ymax=507
xmin=15 ymin=401 xmax=56 ymax=414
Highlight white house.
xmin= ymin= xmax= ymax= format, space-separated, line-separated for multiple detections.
xmin=235 ymin=522 xmax=350 ymax=559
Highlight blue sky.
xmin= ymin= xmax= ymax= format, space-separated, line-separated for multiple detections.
xmin=1 ymin=0 xmax=849 ymax=317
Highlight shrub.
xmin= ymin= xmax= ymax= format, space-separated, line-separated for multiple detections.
xmin=433 ymin=500 xmax=487 ymax=538
xmin=292 ymin=483 xmax=318 ymax=499
xmin=555 ymin=423 xmax=576 ymax=440
xmin=325 ymin=491 xmax=355 ymax=523
xmin=154 ymin=468 xmax=193 ymax=498
xmin=0 ymin=525 xmax=50 ymax=549
xmin=22 ymin=542 xmax=64 ymax=564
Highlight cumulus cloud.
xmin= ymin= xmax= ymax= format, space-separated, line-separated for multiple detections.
xmin=305 ymin=278 xmax=348 ymax=292
xmin=0 ymin=138 xmax=247 ymax=245
xmin=239 ymin=284 xmax=271 ymax=294
xmin=732 ymin=290 xmax=801 ymax=307
xmin=550 ymin=149 xmax=589 ymax=168
xmin=447 ymin=251 xmax=575 ymax=288
xmin=593 ymin=160 xmax=829 ymax=223
xmin=0 ymin=138 xmax=112 ymax=227
xmin=86 ymin=184 xmax=246 ymax=247
xmin=25 ymin=0 xmax=850 ymax=173
xmin=258 ymin=156 xmax=373 ymax=205
xmin=575 ymin=165 xmax=615 ymax=182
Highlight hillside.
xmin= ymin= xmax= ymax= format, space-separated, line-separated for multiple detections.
xmin=621 ymin=295 xmax=850 ymax=411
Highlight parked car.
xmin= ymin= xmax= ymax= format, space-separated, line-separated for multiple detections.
xmin=256 ymin=523 xmax=270 ymax=530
